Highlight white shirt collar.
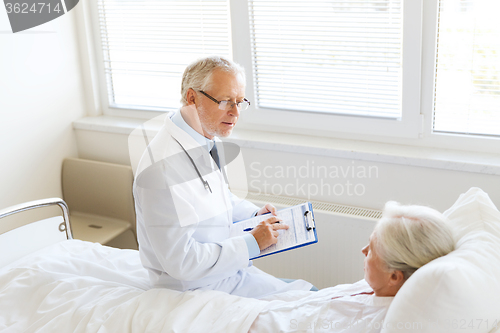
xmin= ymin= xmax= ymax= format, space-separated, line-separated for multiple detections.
xmin=171 ymin=109 xmax=215 ymax=151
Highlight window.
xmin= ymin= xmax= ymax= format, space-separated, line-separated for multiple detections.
xmin=433 ymin=0 xmax=500 ymax=137
xmin=239 ymin=0 xmax=423 ymax=139
xmin=89 ymin=0 xmax=436 ymax=140
xmin=93 ymin=0 xmax=421 ymax=138
xmin=96 ymin=0 xmax=231 ymax=112
xmin=249 ymin=0 xmax=403 ymax=119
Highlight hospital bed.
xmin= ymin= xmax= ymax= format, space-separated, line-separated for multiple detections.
xmin=1 ymin=188 xmax=499 ymax=332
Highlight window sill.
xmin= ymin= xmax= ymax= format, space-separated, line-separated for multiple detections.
xmin=73 ymin=115 xmax=153 ymax=135
xmin=73 ymin=116 xmax=500 ymax=176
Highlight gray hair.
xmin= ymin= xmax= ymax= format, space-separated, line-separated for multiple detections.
xmin=374 ymin=201 xmax=455 ymax=280
xmin=180 ymin=56 xmax=246 ymax=106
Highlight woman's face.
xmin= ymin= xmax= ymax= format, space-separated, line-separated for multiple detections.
xmin=361 ymin=232 xmax=396 ymax=296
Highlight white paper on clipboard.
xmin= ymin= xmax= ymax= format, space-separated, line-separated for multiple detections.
xmin=230 ymin=202 xmax=318 ymax=259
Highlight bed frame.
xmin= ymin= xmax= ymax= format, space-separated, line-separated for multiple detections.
xmin=0 ymin=198 xmax=73 ymax=267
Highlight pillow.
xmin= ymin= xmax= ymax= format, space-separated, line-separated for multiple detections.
xmin=381 ymin=188 xmax=500 ymax=333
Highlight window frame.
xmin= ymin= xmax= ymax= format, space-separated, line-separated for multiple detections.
xmin=232 ymin=0 xmax=423 ymax=139
xmin=418 ymin=0 xmax=500 ymax=154
xmin=81 ymin=0 xmax=500 ymax=154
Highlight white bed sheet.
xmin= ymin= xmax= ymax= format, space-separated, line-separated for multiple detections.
xmin=249 ymin=280 xmax=392 ymax=333
xmin=0 ymin=240 xmax=267 ymax=333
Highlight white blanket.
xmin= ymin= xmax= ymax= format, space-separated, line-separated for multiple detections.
xmin=250 ymin=280 xmax=393 ymax=333
xmin=0 ymin=240 xmax=267 ymax=333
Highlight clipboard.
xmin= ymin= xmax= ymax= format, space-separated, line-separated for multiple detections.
xmin=231 ymin=202 xmax=318 ymax=259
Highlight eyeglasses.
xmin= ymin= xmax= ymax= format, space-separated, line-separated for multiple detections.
xmin=198 ymin=90 xmax=251 ymax=111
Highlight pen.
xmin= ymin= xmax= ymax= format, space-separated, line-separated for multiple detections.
xmin=243 ymin=221 xmax=281 ymax=232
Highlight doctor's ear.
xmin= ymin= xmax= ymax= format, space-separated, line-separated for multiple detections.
xmin=186 ymin=88 xmax=197 ymax=106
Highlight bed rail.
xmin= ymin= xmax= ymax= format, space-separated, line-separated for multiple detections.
xmin=0 ymin=197 xmax=73 ymax=240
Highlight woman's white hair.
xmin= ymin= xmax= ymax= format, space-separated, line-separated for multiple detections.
xmin=374 ymin=201 xmax=455 ymax=280
xmin=180 ymin=56 xmax=246 ymax=106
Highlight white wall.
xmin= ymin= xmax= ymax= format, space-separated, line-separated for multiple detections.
xmin=239 ymin=147 xmax=500 ymax=213
xmin=0 ymin=8 xmax=87 ymax=227
xmin=74 ymin=128 xmax=500 ymax=214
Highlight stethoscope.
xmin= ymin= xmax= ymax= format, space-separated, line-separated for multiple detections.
xmin=141 ymin=122 xmax=227 ymax=194
xmin=173 ymin=138 xmax=212 ymax=193
xmin=173 ymin=138 xmax=229 ymax=194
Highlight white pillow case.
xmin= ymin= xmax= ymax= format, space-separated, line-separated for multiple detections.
xmin=381 ymin=188 xmax=500 ymax=333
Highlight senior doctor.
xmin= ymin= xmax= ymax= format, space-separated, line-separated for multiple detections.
xmin=133 ymin=56 xmax=312 ymax=298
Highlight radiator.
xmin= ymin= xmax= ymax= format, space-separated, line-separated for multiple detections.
xmin=242 ymin=192 xmax=381 ymax=289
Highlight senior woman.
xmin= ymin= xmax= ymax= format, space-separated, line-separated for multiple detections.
xmin=249 ymin=201 xmax=456 ymax=333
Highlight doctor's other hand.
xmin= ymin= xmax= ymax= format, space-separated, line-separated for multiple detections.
xmin=250 ymin=217 xmax=289 ymax=251
xmin=256 ymin=203 xmax=278 ymax=217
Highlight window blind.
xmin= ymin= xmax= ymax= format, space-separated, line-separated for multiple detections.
xmin=97 ymin=0 xmax=231 ymax=111
xmin=248 ymin=0 xmax=403 ymax=118
xmin=433 ymin=0 xmax=500 ymax=137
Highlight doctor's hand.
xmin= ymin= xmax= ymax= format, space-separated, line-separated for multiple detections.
xmin=250 ymin=217 xmax=289 ymax=251
xmin=256 ymin=203 xmax=278 ymax=217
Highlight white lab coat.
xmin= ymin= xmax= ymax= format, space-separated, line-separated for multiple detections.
xmin=133 ymin=114 xmax=312 ymax=298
